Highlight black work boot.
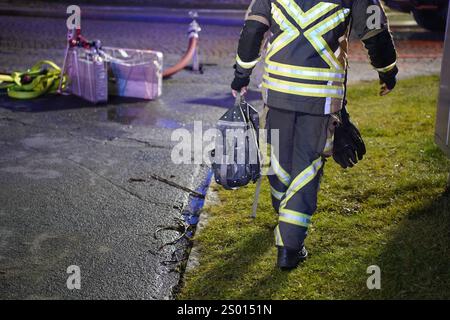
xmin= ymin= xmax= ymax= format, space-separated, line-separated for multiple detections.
xmin=277 ymin=246 xmax=308 ymax=270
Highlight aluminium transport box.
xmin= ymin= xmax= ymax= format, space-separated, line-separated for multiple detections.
xmin=102 ymin=47 xmax=163 ymax=100
xmin=66 ymin=47 xmax=109 ymax=104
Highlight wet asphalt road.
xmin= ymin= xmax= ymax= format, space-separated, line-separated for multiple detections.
xmin=0 ymin=16 xmax=240 ymax=300
xmin=0 ymin=9 xmax=445 ymax=299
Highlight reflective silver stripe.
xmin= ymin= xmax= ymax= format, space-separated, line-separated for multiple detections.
xmin=306 ymin=9 xmax=350 ymax=70
xmin=324 ymin=95 xmax=332 ymax=114
xmin=277 ymin=0 xmax=337 ymax=28
xmin=271 ymin=186 xmax=285 ymax=200
xmin=266 ymin=4 xmax=299 ymax=59
xmin=376 ymin=61 xmax=397 ymax=73
xmin=275 ymin=225 xmax=284 ymax=246
xmin=266 ymin=63 xmax=345 ymax=82
xmin=279 ymin=211 xmax=311 ymax=227
xmin=280 ymin=208 xmax=312 ymax=221
xmin=271 ymin=151 xmax=290 ymax=186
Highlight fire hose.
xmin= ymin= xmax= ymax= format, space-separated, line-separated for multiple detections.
xmin=163 ymin=36 xmax=199 ymax=79
xmin=163 ymin=15 xmax=202 ymax=79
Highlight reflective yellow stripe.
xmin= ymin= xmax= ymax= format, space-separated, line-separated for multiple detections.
xmin=271 ymin=186 xmax=285 ymax=201
xmin=263 ymin=74 xmax=345 ymax=99
xmin=266 ymin=4 xmax=299 ymax=63
xmin=267 ymin=60 xmax=345 ymax=75
xmin=279 ymin=208 xmax=311 ymax=228
xmin=279 ymin=216 xmax=309 ymax=228
xmin=276 ymin=0 xmax=338 ymax=29
xmin=280 ymin=208 xmax=311 ymax=227
xmin=275 ymin=225 xmax=284 ymax=246
xmin=280 ymin=208 xmax=311 ymax=221
xmin=265 ymin=63 xmax=345 ymax=82
xmin=304 ymin=8 xmax=351 ymax=70
xmin=266 ymin=2 xmax=349 ymax=100
xmin=376 ymin=61 xmax=397 ymax=73
xmin=271 ymin=150 xmax=291 ymax=186
xmin=281 ymin=157 xmax=324 ymax=207
xmin=236 ymin=55 xmax=259 ymax=69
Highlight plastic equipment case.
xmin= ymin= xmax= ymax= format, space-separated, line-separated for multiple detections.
xmin=102 ymin=47 xmax=163 ymax=100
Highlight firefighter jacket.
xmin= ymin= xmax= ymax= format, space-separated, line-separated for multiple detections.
xmin=234 ymin=0 xmax=398 ymax=115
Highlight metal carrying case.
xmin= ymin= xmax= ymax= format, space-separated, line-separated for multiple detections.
xmin=65 ymin=47 xmax=108 ymax=104
xmin=102 ymin=47 xmax=163 ymax=100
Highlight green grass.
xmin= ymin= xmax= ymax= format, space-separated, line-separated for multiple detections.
xmin=179 ymin=76 xmax=450 ymax=300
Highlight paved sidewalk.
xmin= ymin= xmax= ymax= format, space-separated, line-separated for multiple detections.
xmin=0 ymin=16 xmax=231 ymax=300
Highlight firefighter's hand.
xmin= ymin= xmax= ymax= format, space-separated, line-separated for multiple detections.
xmin=378 ymin=66 xmax=398 ymax=96
xmin=333 ymin=120 xmax=366 ymax=169
xmin=232 ymin=87 xmax=248 ymax=98
xmin=379 ymin=82 xmax=392 ymax=96
xmin=231 ymin=76 xmax=250 ymax=97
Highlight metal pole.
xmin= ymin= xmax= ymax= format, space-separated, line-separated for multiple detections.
xmin=251 ymin=177 xmax=263 ymax=219
xmin=447 ymin=171 xmax=450 ymax=188
xmin=189 ymin=11 xmax=202 ymax=72
xmin=192 ymin=45 xmax=200 ymax=72
xmin=435 ymin=6 xmax=450 ymax=157
xmin=57 ymin=29 xmax=74 ymax=94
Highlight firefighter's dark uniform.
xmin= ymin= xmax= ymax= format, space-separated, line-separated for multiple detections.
xmin=233 ymin=0 xmax=398 ymax=251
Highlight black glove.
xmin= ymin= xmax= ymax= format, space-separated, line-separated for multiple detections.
xmin=231 ymin=64 xmax=250 ymax=92
xmin=231 ymin=76 xmax=250 ymax=92
xmin=378 ymin=65 xmax=398 ymax=91
xmin=333 ymin=108 xmax=366 ymax=169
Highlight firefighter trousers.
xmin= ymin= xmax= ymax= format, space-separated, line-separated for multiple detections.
xmin=266 ymin=106 xmax=336 ymax=251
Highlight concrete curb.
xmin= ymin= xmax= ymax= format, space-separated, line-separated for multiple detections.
xmin=182 ymin=182 xmax=220 ymax=283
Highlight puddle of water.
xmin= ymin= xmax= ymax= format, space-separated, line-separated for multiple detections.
xmin=106 ymin=105 xmax=182 ymax=129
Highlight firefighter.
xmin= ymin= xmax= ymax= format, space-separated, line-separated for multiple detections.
xmin=231 ymin=0 xmax=398 ymax=270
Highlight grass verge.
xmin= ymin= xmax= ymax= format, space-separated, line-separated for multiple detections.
xmin=179 ymin=75 xmax=450 ymax=300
